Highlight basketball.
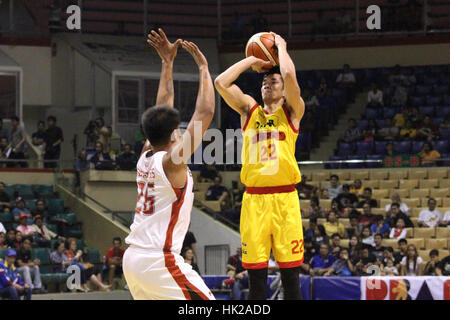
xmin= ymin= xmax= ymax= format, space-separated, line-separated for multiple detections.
xmin=245 ymin=32 xmax=279 ymax=69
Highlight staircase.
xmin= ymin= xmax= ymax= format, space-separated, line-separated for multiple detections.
xmin=307 ymin=91 xmax=368 ymax=170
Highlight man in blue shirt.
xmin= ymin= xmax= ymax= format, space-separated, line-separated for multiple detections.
xmin=310 ymin=243 xmax=335 ymax=276
xmin=0 ymin=249 xmax=32 ymax=300
xmin=11 ymin=197 xmax=33 ymax=224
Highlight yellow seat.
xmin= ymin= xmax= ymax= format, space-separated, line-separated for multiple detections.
xmin=410 ymin=189 xmax=430 ymax=198
xmin=379 ymin=180 xmax=399 ymax=189
xmin=302 ymin=171 xmax=313 ymax=181
xmin=364 ymin=180 xmax=380 ymax=189
xmin=372 ymin=208 xmax=386 ymax=216
xmin=321 ymin=199 xmax=332 ymax=209
xmin=420 ymin=197 xmax=442 ymax=207
xmin=391 ymin=188 xmax=410 ymax=198
xmin=372 ymin=189 xmax=390 ymax=199
xmin=196 ymin=182 xmax=211 ymax=192
xmin=350 ymin=170 xmax=369 ymax=181
xmin=403 ymin=198 xmax=420 ymax=208
xmin=320 ymin=181 xmax=331 ymax=190
xmin=408 ymin=238 xmax=425 ymax=250
xmin=300 ymin=200 xmax=310 ymax=209
xmin=382 ymin=239 xmax=399 ymax=248
xmin=340 ymin=218 xmax=350 ymax=227
xmin=444 ymin=198 xmax=450 ymax=207
xmin=436 ymin=228 xmax=450 ymax=238
xmin=370 ymin=170 xmax=389 ymax=181
xmin=425 ymin=238 xmax=448 ymax=250
xmin=379 ymin=198 xmax=391 ymax=208
xmin=439 ymin=249 xmax=450 ymax=259
xmin=399 ymin=179 xmax=419 ymax=189
xmin=409 ymin=208 xmax=419 ymax=218
xmin=411 ymin=217 xmax=419 ymax=227
xmin=414 ymin=228 xmax=436 ymax=239
xmin=335 ymin=171 xmax=350 ymax=181
xmin=430 ymin=188 xmax=449 ymax=198
xmin=389 ymin=170 xmax=408 ymax=180
xmin=308 ymin=181 xmax=321 ymax=188
xmin=203 ymin=200 xmax=221 ymax=212
xmin=439 ymin=178 xmax=450 ymax=188
xmin=194 ymin=192 xmax=205 ymax=201
xmin=312 ymin=171 xmax=330 ymax=181
xmin=340 ymin=239 xmax=350 ymax=248
xmin=409 ymin=169 xmax=428 ymax=180
xmin=428 ymin=168 xmax=448 ymax=180
xmin=418 ymin=250 xmax=431 ymax=262
xmin=419 ymin=179 xmax=439 ymax=189
xmin=405 ymin=228 xmax=414 ymax=238
xmin=302 ymin=219 xmax=310 ymax=227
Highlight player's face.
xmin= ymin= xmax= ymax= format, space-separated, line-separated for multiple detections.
xmin=261 ymin=74 xmax=284 ymax=101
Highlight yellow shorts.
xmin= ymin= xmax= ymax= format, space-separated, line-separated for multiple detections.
xmin=240 ymin=185 xmax=304 ymax=269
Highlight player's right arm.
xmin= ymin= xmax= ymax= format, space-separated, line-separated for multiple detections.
xmin=214 ymin=57 xmax=270 ymax=117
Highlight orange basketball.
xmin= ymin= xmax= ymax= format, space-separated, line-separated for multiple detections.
xmin=245 ymin=32 xmax=279 ymax=69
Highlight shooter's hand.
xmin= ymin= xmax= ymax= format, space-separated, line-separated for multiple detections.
xmin=147 ymin=28 xmax=182 ymax=63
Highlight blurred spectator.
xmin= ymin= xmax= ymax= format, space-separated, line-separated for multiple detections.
xmin=324 ymin=211 xmax=346 ymax=238
xmin=0 ymin=249 xmax=32 ymax=300
xmin=399 ymin=120 xmax=417 ymax=140
xmin=44 ymin=116 xmax=63 ymax=169
xmin=0 ymin=118 xmax=9 ymax=139
xmin=389 ymin=65 xmax=405 ymax=86
xmin=408 ymin=107 xmax=423 ymax=127
xmin=367 ymin=83 xmax=383 ymax=109
xmin=81 ymin=245 xmax=111 ymax=292
xmin=0 ymin=227 xmax=5 ymax=239
xmin=312 ymin=225 xmax=329 ymax=247
xmin=336 ymin=64 xmax=356 ymax=101
xmin=50 ymin=241 xmax=71 ymax=273
xmin=250 ymin=9 xmax=268 ymax=34
xmin=394 ymin=107 xmax=408 ymax=129
xmin=341 ymin=118 xmax=362 ymax=143
xmin=304 ymin=217 xmax=317 ymax=240
xmin=310 ymin=243 xmax=335 ymax=276
xmin=386 ymin=202 xmax=414 ymax=228
xmin=182 ymin=247 xmax=200 ymax=275
xmin=199 ymin=164 xmax=218 ymax=182
xmin=419 ymin=142 xmax=441 ymax=166
xmin=64 ymin=238 xmax=90 ymax=292
xmin=382 ymin=258 xmax=399 ymax=276
xmin=31 ymin=121 xmax=46 ymax=152
xmin=348 ymin=235 xmax=362 ymax=262
xmin=74 ymin=150 xmax=90 ymax=190
xmin=350 ymin=179 xmax=364 ymax=198
xmin=116 ymin=144 xmax=138 ymax=170
xmin=400 ymin=244 xmax=423 ymax=276
xmin=12 ymin=198 xmax=32 ymax=224
xmin=326 ymin=174 xmax=342 ymax=200
xmin=335 ymin=9 xmax=353 ymax=34
xmin=32 ymin=215 xmax=62 ymax=248
xmin=312 ymin=10 xmax=331 ymax=35
xmin=320 ymin=188 xmax=329 ymax=200
xmin=303 ymin=88 xmax=320 ymax=109
xmin=391 ymin=85 xmax=407 ymax=107
xmin=385 ymin=192 xmax=410 ymax=216
xmin=304 ymin=197 xmax=327 ymax=219
xmin=440 ymin=116 xmax=450 ymax=129
xmin=4 ymin=230 xmax=18 ymax=248
xmin=0 ymin=182 xmax=12 ymax=212
xmin=403 ymin=67 xmax=417 ymax=86
xmin=418 ymin=198 xmax=442 ymax=228
xmin=134 ymin=125 xmax=146 ymax=155
xmin=205 ymin=176 xmax=231 ymax=211
xmin=423 ymin=249 xmax=440 ymax=276
xmin=8 ymin=116 xmax=26 ymax=167
xmin=370 ymin=215 xmax=390 ymax=238
xmin=95 ymin=118 xmax=111 ymax=154
xmin=354 ymin=245 xmax=377 ymax=276
xmin=105 ymin=237 xmax=124 ymax=287
xmin=90 ymin=142 xmax=113 ymax=170
xmin=440 ymin=210 xmax=450 ymax=227
xmin=15 ymin=232 xmax=24 ymax=248
xmin=357 ymin=188 xmax=378 ymax=208
xmin=297 ymin=175 xmax=318 ymax=200
xmin=378 ymin=118 xmax=399 ymax=141
xmin=346 ymin=213 xmax=362 ymax=239
xmin=363 ymin=119 xmax=379 ymax=142
xmin=31 ymin=200 xmax=48 ymax=222
xmin=224 ymin=247 xmax=248 ymax=300
xmin=360 ymin=226 xmax=375 ymax=247
xmin=324 ymin=248 xmax=354 ymax=276
xmin=303 ymin=237 xmax=317 ymax=269
xmin=372 ymin=234 xmax=386 ymax=261
xmin=267 ymin=253 xmax=279 ymax=275
xmin=330 ymin=233 xmax=342 ymax=257
xmin=318 ymin=77 xmax=328 ymax=96
xmin=16 ymin=239 xmax=44 ymax=293
xmin=83 ymin=120 xmax=98 ymax=149
xmin=329 ymin=199 xmax=344 ymax=218
xmin=389 ymin=218 xmax=407 ymax=240
xmin=394 ymin=238 xmax=408 ymax=268
xmin=436 ymin=254 xmax=450 ymax=276
xmin=359 ymin=203 xmax=377 ymax=228
xmin=417 ymin=116 xmax=439 ymax=141
xmin=383 ymin=246 xmax=396 ymax=265
xmin=183 ymin=229 xmax=199 ymax=265
xmin=335 ymin=184 xmax=358 ymax=211
xmin=16 ymin=214 xmax=35 ymax=241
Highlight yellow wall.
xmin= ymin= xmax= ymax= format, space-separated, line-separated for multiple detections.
xmin=0 ymin=171 xmax=64 ymax=185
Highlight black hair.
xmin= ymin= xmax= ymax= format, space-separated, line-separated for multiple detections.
xmin=263 ymin=66 xmax=282 ymax=79
xmin=310 ymin=196 xmax=319 ymax=207
xmin=391 ymin=202 xmax=400 ymax=208
xmin=304 ymin=237 xmax=313 ymax=243
xmin=11 ymin=116 xmax=19 ymax=122
xmin=54 ymin=240 xmax=64 ymax=250
xmin=47 ymin=115 xmax=56 ymax=122
xmin=398 ymin=238 xmax=408 ymax=245
xmin=428 ymin=197 xmax=436 ymax=205
xmin=317 ymin=225 xmax=326 ymax=237
xmin=374 ymin=233 xmax=382 ymax=239
xmin=364 ymin=187 xmax=372 ymax=193
xmin=429 ymin=249 xmax=439 ymax=257
xmin=37 ymin=120 xmax=45 ymax=126
xmin=141 ymin=105 xmax=180 ymax=147
xmin=331 ymin=233 xmax=341 ymax=239
xmin=330 ymin=174 xmax=339 ymax=180
xmin=113 ymin=237 xmax=122 ymax=244
xmin=386 ymin=246 xmax=394 ymax=253
xmin=310 ymin=217 xmax=318 ymax=224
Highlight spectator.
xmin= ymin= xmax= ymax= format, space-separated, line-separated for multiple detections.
xmin=15 ymin=232 xmax=23 ymax=248
xmin=419 ymin=142 xmax=441 ymax=166
xmin=224 ymin=247 xmax=248 ymax=300
xmin=16 ymin=239 xmax=44 ymax=293
xmin=304 ymin=217 xmax=317 ymax=240
xmin=105 ymin=237 xmax=124 ymax=288
xmin=400 ymin=244 xmax=423 ymax=276
xmin=391 ymin=85 xmax=408 ymax=107
xmin=408 ymin=107 xmax=423 ymax=127
xmin=372 ymin=234 xmax=386 ymax=261
xmin=83 ymin=120 xmax=98 ymax=149
xmin=378 ymin=118 xmax=399 ymax=141
xmin=4 ymin=230 xmax=17 ymax=248
xmin=0 ymin=137 xmax=10 ymax=168
xmin=16 ymin=214 xmax=35 ymax=241
xmin=383 ymin=246 xmax=396 ymax=265
xmin=95 ymin=118 xmax=111 ymax=154
xmin=0 ymin=118 xmax=9 ymax=139
xmin=50 ymin=240 xmax=71 ymax=273
xmin=348 ymin=235 xmax=362 ymax=262
xmin=324 ymin=211 xmax=346 ymax=238
xmin=205 ymin=176 xmax=231 ymax=211
xmin=417 ymin=116 xmax=439 ymax=141
xmin=32 ymin=215 xmax=62 ymax=248
xmin=133 ymin=125 xmax=146 ymax=155
xmin=386 ymin=202 xmax=414 ymax=228
xmin=116 ymin=144 xmax=138 ymax=170
xmin=64 ymin=238 xmax=90 ymax=292
xmin=324 ymin=248 xmax=354 ymax=276
xmin=418 ymin=198 xmax=442 ymax=228
xmin=250 ymin=9 xmax=268 ymax=34
xmin=8 ymin=116 xmax=26 ymax=167
xmin=74 ymin=149 xmax=90 ymax=192
xmin=346 ymin=212 xmax=362 ymax=239
xmin=304 ymin=197 xmax=327 ymax=219
xmin=90 ymin=141 xmax=112 ymax=169
xmin=341 ymin=118 xmax=362 ymax=143
xmin=440 ymin=210 xmax=450 ymax=227
xmin=360 ymin=226 xmax=375 ymax=247
xmin=357 ymin=188 xmax=378 ymax=208
xmin=389 ymin=218 xmax=407 ymax=240
xmin=43 ymin=116 xmax=63 ymax=169
xmin=335 ymin=184 xmax=358 ymax=211
xmin=182 ymin=229 xmax=199 ymax=265
xmin=382 ymin=258 xmax=399 ymax=276
xmin=336 ymin=64 xmax=356 ymax=102
xmin=435 ymin=254 xmax=450 ymax=276
xmin=367 ymin=83 xmax=384 ymax=109
xmin=350 ymin=179 xmax=364 ymax=197
xmin=389 ymin=65 xmax=406 ymax=86
xmin=394 ymin=107 xmax=408 ymax=129
xmin=329 ymin=199 xmax=344 ymax=217
xmin=0 ymin=182 xmax=12 ymax=212
xmin=310 ymin=243 xmax=335 ymax=276
xmin=12 ymin=198 xmax=32 ymax=224
xmin=312 ymin=224 xmax=329 ymax=247
xmin=440 ymin=115 xmax=450 ymax=129
xmin=297 ymin=175 xmax=318 ymax=200
xmin=303 ymin=237 xmax=316 ymax=270
xmin=326 ymin=174 xmax=342 ymax=200
xmin=199 ymin=164 xmax=218 ymax=182
xmin=330 ymin=233 xmax=342 ymax=257
xmin=31 ymin=200 xmax=49 ymax=222
xmin=335 ymin=9 xmax=353 ymax=34
xmin=31 ymin=121 xmax=46 ymax=151
xmin=0 ymin=249 xmax=32 ymax=300
xmin=394 ymin=238 xmax=408 ymax=268
xmin=423 ymin=249 xmax=440 ymax=276
xmin=359 ymin=202 xmax=377 ymax=228
xmin=182 ymin=247 xmax=200 ymax=275
xmin=400 ymin=119 xmax=417 ymax=141
xmin=354 ymin=245 xmax=377 ymax=276
xmin=403 ymin=67 xmax=417 ymax=86
xmin=385 ymin=142 xmax=395 ymax=156
xmin=385 ymin=192 xmax=410 ymax=216
xmin=81 ymin=245 xmax=111 ymax=292
xmin=0 ymin=231 xmax=5 ymax=247
xmin=363 ymin=119 xmax=380 ymax=142
xmin=370 ymin=215 xmax=390 ymax=238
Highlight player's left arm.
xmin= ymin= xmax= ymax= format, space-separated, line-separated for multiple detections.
xmin=272 ymin=33 xmax=305 ymax=125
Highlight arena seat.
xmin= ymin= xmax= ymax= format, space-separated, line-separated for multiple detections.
xmin=350 ymin=171 xmax=369 ymax=181
xmin=414 ymin=228 xmax=436 ymax=239
xmin=399 ymin=179 xmax=419 ymax=189
xmin=369 ymin=170 xmax=389 ymax=181
xmin=372 ymin=189 xmax=389 ymax=199
xmin=203 ymin=201 xmax=221 ymax=212
xmin=408 ymin=238 xmax=425 ymax=250
xmin=372 ymin=208 xmax=385 ymax=216
xmin=436 ymin=228 xmax=450 ymax=238
xmin=335 ymin=171 xmax=350 ymax=181
xmin=410 ymin=188 xmax=430 ymax=198
xmin=409 ymin=169 xmax=428 ymax=180
xmin=379 ymin=180 xmax=399 ymax=189
xmin=430 ymin=188 xmax=449 ymax=198
xmin=392 ymin=188 xmax=410 ymax=198
xmin=410 ymin=217 xmax=419 ymax=227
xmin=382 ymin=239 xmax=398 ymax=248
xmin=403 ymin=198 xmax=420 ymax=208
xmin=317 ymin=218 xmax=326 ymax=225
xmin=418 ymin=250 xmax=431 ymax=262
xmin=419 ymin=179 xmax=439 ymax=189
xmin=439 ymin=179 xmax=450 ymax=188
xmin=364 ymin=180 xmax=380 ymax=189
xmin=425 ymin=239 xmax=448 ymax=250
xmin=312 ymin=172 xmax=330 ymax=181
xmin=405 ymin=228 xmax=414 ymax=238
xmin=321 ymin=199 xmax=332 ymax=209
xmin=390 ymin=170 xmax=409 ymax=180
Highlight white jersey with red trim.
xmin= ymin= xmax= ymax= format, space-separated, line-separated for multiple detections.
xmin=125 ymin=150 xmax=194 ymax=255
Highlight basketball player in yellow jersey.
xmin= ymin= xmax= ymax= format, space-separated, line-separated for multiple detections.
xmin=215 ymin=33 xmax=305 ymax=300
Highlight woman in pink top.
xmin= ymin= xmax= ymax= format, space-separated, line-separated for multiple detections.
xmin=15 ymin=214 xmax=35 ymax=240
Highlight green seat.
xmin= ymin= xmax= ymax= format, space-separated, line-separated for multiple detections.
xmin=4 ymin=184 xmax=16 ymax=200
xmin=25 ymin=199 xmax=36 ymax=211
xmin=0 ymin=212 xmax=13 ymax=223
xmin=31 ymin=248 xmax=51 ymax=274
xmin=67 ymin=229 xmax=83 ymax=238
xmin=0 ymin=248 xmax=7 ymax=260
xmin=17 ymin=184 xmax=34 ymax=197
xmin=76 ymin=239 xmax=84 ymax=251
xmin=87 ymin=248 xmax=101 ymax=264
xmin=48 ymin=199 xmax=64 ymax=216
xmin=47 ymin=224 xmax=58 ymax=233
xmin=56 ymin=213 xmax=76 ymax=225
xmin=37 ymin=185 xmax=54 ymax=196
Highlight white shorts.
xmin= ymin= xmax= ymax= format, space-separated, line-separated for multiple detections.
xmin=123 ymin=246 xmax=215 ymax=300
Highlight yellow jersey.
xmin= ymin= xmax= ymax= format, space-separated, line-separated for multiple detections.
xmin=241 ymin=103 xmax=301 ymax=187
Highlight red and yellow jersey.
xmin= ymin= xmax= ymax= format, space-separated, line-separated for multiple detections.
xmin=241 ymin=103 xmax=301 ymax=187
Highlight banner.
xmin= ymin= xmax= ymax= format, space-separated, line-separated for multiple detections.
xmin=361 ymin=276 xmax=450 ymax=300
xmin=314 ymin=277 xmax=361 ymax=300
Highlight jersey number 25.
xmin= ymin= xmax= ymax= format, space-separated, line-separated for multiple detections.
xmin=136 ymin=181 xmax=155 ymax=215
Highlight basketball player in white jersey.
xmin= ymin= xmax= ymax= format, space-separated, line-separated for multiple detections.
xmin=123 ymin=29 xmax=215 ymax=300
